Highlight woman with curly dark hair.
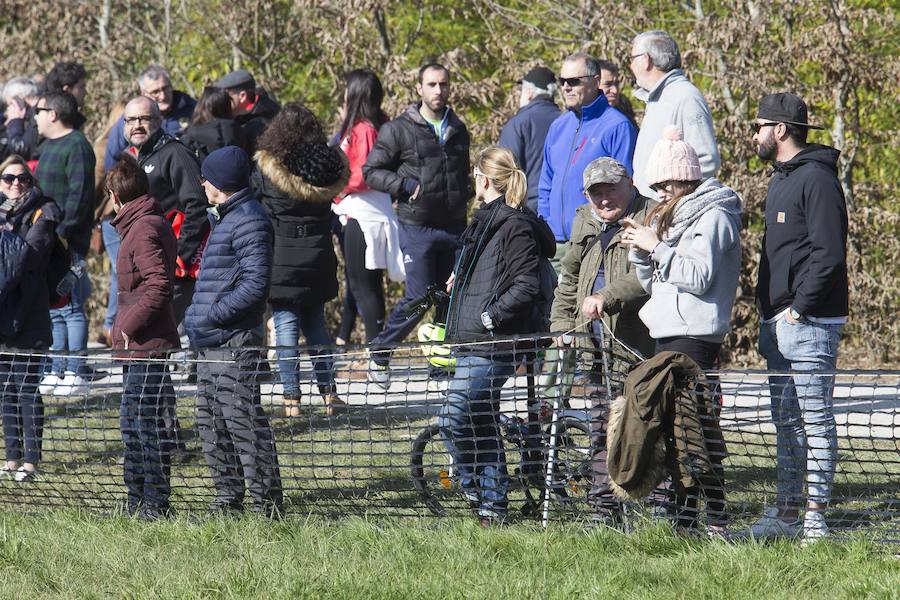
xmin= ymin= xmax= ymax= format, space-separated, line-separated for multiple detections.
xmin=252 ymin=103 xmax=349 ymax=416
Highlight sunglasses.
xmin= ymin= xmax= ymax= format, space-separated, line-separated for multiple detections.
xmin=751 ymin=121 xmax=780 ymax=134
xmin=557 ymin=75 xmax=594 ymax=87
xmin=0 ymin=173 xmax=33 ymax=185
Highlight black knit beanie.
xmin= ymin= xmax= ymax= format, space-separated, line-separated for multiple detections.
xmin=284 ymin=143 xmax=344 ymax=187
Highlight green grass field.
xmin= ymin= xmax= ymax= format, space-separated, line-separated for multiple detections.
xmin=0 ymin=512 xmax=897 ymax=599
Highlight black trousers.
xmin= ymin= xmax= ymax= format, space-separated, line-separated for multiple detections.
xmin=0 ymin=353 xmax=44 ymax=464
xmin=196 ymin=347 xmax=283 ymax=509
xmin=653 ymin=337 xmax=727 ymax=527
xmin=343 ymin=219 xmax=385 ymax=343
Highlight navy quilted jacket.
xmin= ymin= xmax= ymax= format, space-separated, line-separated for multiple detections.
xmin=185 ymin=188 xmax=273 ymax=348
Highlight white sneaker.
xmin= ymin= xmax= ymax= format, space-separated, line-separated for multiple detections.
xmin=743 ymin=506 xmax=800 ymax=539
xmin=367 ymin=359 xmax=390 ymax=390
xmin=801 ymin=511 xmax=830 ymax=545
xmin=39 ymin=373 xmax=62 ymax=396
xmin=14 ymin=466 xmax=38 ymax=483
xmin=54 ymin=372 xmax=89 ymax=396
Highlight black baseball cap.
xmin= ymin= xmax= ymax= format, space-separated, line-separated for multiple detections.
xmin=520 ymin=67 xmax=556 ymax=90
xmin=757 ymin=92 xmax=824 ymax=129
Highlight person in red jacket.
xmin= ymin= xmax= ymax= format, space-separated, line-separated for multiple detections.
xmin=107 ymin=154 xmax=180 ymax=520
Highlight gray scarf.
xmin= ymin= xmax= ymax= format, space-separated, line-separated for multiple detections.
xmin=662 ymin=178 xmax=742 ymax=246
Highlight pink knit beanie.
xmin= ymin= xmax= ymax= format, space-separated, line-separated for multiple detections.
xmin=645 ymin=125 xmax=702 ymax=186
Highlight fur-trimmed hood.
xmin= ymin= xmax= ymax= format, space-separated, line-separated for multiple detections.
xmin=254 ymin=148 xmax=349 ymax=204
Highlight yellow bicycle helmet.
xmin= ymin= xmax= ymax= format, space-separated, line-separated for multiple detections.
xmin=417 ymin=322 xmax=455 ymax=369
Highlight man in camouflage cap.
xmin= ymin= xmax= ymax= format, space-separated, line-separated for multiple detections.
xmin=549 ymin=156 xmax=656 ymax=529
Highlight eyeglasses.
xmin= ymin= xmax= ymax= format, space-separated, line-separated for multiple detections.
xmin=557 ymin=75 xmax=593 ymax=87
xmin=630 ymin=52 xmax=648 ymax=61
xmin=0 ymin=173 xmax=33 ymax=185
xmin=124 ymin=115 xmax=156 ymax=126
xmin=143 ymin=84 xmax=172 ymax=98
xmin=649 ymin=181 xmax=678 ymax=194
xmin=751 ymin=122 xmax=780 ymax=134
xmin=34 ymin=106 xmax=52 ymax=113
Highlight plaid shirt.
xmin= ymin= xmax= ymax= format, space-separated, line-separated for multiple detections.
xmin=35 ymin=129 xmax=95 ymax=255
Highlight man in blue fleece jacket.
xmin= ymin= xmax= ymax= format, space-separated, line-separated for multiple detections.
xmin=538 ymin=52 xmax=637 ymax=265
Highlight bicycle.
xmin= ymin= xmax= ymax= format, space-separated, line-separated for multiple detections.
xmin=404 ymin=286 xmax=596 ymax=522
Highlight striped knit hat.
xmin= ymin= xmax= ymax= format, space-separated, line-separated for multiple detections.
xmin=645 ymin=125 xmax=702 ymax=186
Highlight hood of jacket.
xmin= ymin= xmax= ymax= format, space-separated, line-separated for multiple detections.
xmin=254 ymin=148 xmax=349 ymax=204
xmin=771 ymin=144 xmax=840 ymax=176
xmin=111 ymin=194 xmax=164 ymax=235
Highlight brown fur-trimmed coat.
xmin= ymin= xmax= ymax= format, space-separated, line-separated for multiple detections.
xmin=606 ymin=351 xmax=726 ymax=499
xmin=251 ymin=149 xmax=349 ymax=307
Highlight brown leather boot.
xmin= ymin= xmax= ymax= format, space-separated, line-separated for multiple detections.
xmin=283 ymin=394 xmax=303 ymax=417
xmin=323 ymin=393 xmax=347 ymax=416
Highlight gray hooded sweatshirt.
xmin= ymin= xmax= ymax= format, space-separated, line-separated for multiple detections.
xmin=630 ymin=178 xmax=742 ymax=342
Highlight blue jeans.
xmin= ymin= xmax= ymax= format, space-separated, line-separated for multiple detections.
xmin=439 ymin=354 xmax=516 ymax=518
xmin=120 ymin=362 xmax=172 ymax=510
xmin=272 ymin=304 xmax=336 ymax=397
xmin=102 ymin=219 xmax=121 ymax=331
xmin=49 ymin=252 xmax=90 ymax=376
xmin=0 ymin=354 xmax=44 ymax=464
xmin=759 ymin=318 xmax=843 ymax=506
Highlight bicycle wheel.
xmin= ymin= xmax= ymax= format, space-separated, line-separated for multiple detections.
xmin=547 ymin=417 xmax=593 ymax=503
xmin=409 ymin=423 xmax=460 ymax=517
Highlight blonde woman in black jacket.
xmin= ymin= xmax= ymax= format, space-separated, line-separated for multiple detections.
xmin=441 ymin=146 xmax=555 ymax=526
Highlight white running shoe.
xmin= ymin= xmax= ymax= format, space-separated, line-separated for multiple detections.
xmin=742 ymin=506 xmax=800 ymax=539
xmin=39 ymin=373 xmax=62 ymax=396
xmin=54 ymin=372 xmax=89 ymax=396
xmin=14 ymin=466 xmax=38 ymax=483
xmin=801 ymin=511 xmax=830 ymax=545
xmin=367 ymin=359 xmax=390 ymax=391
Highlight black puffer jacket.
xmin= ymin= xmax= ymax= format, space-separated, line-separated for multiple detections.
xmin=362 ymin=103 xmax=471 ymax=229
xmin=252 ymin=145 xmax=349 ymax=307
xmin=134 ymin=129 xmax=209 ymax=268
xmin=180 ymin=118 xmax=247 ymax=163
xmin=0 ymin=190 xmax=60 ymax=349
xmin=236 ymin=90 xmax=281 ymax=156
xmin=446 ymin=198 xmax=555 ymax=349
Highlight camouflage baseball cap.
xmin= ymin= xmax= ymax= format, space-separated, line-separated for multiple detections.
xmin=582 ymin=157 xmax=629 ymax=189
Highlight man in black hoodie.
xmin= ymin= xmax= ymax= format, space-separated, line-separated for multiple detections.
xmin=362 ymin=63 xmax=471 ymax=390
xmin=747 ymin=93 xmax=849 ymax=543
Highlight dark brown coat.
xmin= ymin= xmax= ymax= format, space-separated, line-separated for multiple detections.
xmin=111 ymin=194 xmax=180 ymax=356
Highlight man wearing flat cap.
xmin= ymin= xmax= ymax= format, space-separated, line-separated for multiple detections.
xmin=215 ymin=69 xmax=281 ymax=156
xmin=746 ymin=92 xmax=849 ymax=543
xmin=498 ymin=66 xmax=561 ymax=212
xmin=550 ymin=156 xmax=655 ymax=529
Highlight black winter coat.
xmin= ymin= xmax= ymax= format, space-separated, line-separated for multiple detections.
xmin=757 ymin=144 xmax=849 ymax=320
xmin=180 ymin=118 xmax=246 ymax=163
xmin=252 ymin=149 xmax=349 ymax=307
xmin=446 ymin=198 xmax=556 ymax=350
xmin=134 ymin=129 xmax=209 ymax=268
xmin=362 ymin=103 xmax=471 ymax=229
xmin=0 ymin=190 xmax=60 ymax=349
xmin=236 ymin=90 xmax=280 ymax=156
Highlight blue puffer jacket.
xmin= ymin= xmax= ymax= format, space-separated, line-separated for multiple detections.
xmin=185 ymin=187 xmax=273 ymax=348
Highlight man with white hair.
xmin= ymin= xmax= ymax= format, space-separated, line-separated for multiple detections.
xmin=103 ymin=65 xmax=196 ymax=171
xmin=629 ymin=30 xmax=720 ymax=198
xmin=1 ymin=77 xmax=41 ymax=160
xmin=498 ymin=67 xmax=560 ymax=212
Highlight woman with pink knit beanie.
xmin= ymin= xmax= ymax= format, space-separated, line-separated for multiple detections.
xmin=620 ymin=125 xmax=743 ymax=538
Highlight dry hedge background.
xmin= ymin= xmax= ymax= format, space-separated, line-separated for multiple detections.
xmin=2 ymin=0 xmax=897 ymax=368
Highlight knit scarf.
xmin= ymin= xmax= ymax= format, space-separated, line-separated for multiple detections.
xmin=662 ymin=178 xmax=742 ymax=246
xmin=0 ymin=189 xmax=42 ymax=232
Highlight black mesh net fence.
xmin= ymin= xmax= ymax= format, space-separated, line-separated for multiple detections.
xmin=0 ymin=333 xmax=897 ymax=542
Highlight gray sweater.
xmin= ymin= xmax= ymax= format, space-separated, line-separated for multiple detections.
xmin=632 ymin=70 xmax=720 ymax=198
xmin=630 ymin=179 xmax=742 ymax=342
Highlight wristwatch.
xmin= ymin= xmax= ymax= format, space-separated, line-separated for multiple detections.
xmin=789 ymin=307 xmax=804 ymax=322
xmin=481 ymin=311 xmax=494 ymax=331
